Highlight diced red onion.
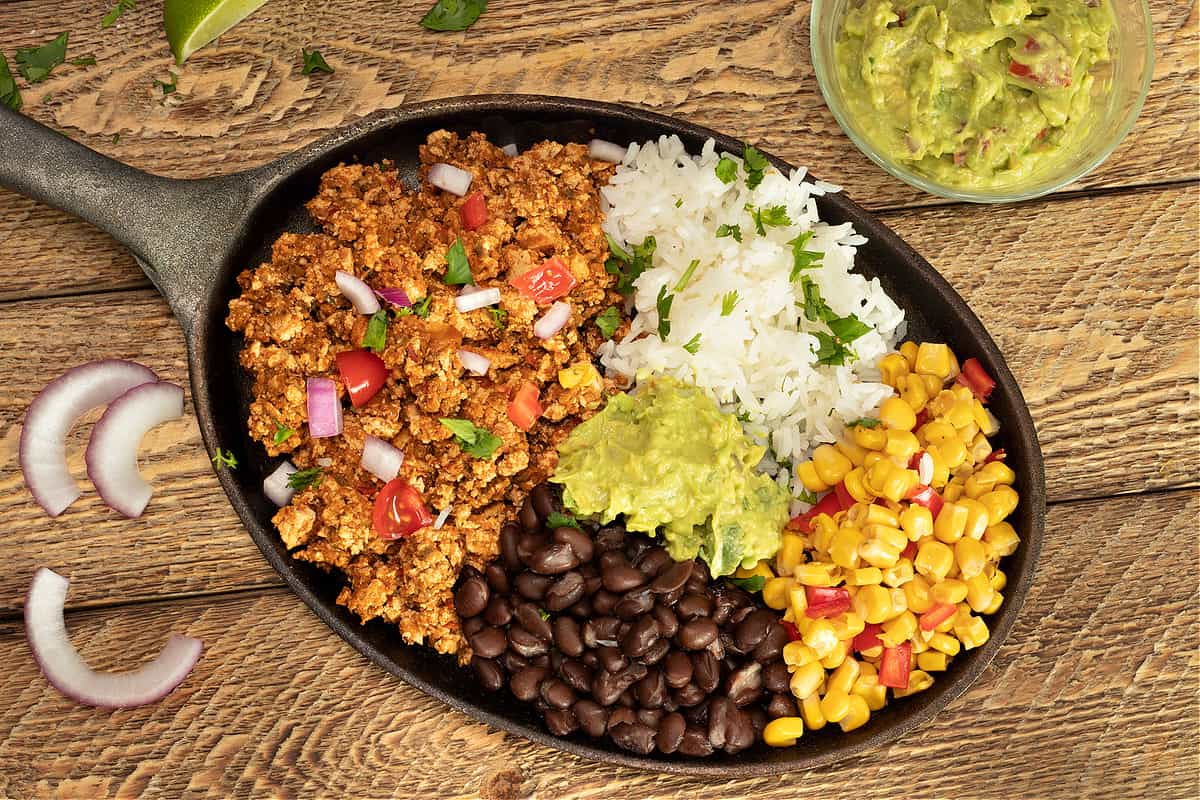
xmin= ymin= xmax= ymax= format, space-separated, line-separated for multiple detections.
xmin=375 ymin=287 xmax=412 ymax=308
xmin=455 ymin=286 xmax=502 ymax=313
xmin=915 ymin=451 xmax=934 ymax=486
xmin=434 ymin=505 xmax=453 ymax=530
xmin=84 ymin=381 xmax=184 ymax=518
xmin=361 ymin=435 xmax=404 ymax=482
xmin=428 ymin=163 xmax=473 ymax=196
xmin=25 ymin=567 xmax=203 ymax=708
xmin=588 ymin=139 xmax=628 ymax=163
xmin=263 ymin=461 xmax=298 ymax=507
xmin=335 ymin=271 xmax=381 ymax=314
xmin=457 ymin=350 xmax=492 ymax=376
xmin=306 ymin=378 xmax=343 ymax=438
xmin=19 ymin=359 xmax=158 ymax=517
xmin=534 ymin=301 xmax=572 ymax=340
xmin=501 ymin=143 xmax=519 ymax=157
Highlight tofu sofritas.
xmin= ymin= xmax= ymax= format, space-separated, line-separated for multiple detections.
xmin=225 ymin=132 xmax=623 ymax=658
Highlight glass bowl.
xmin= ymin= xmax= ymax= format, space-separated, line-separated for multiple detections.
xmin=810 ymin=0 xmax=1154 ymax=203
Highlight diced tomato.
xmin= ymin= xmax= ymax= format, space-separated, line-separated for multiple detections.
xmin=335 ymin=349 xmax=388 ymax=408
xmin=878 ymin=643 xmax=912 ymax=689
xmin=956 ymin=357 xmax=996 ymax=402
xmin=511 ymin=257 xmax=578 ymax=304
xmin=805 ymin=586 xmax=852 ymax=619
xmin=906 ymin=484 xmax=944 ymax=519
xmin=787 ymin=491 xmax=842 ymax=533
xmin=919 ymin=602 xmax=958 ymax=632
xmin=985 ymin=448 xmax=1007 ymax=463
xmin=852 ymin=623 xmax=883 ymax=653
xmin=459 ymin=191 xmax=488 ymax=231
xmin=780 ymin=620 xmax=802 ymax=642
xmin=834 ymin=480 xmax=855 ymax=511
xmin=507 ymin=381 xmax=543 ymax=432
xmin=900 ymin=540 xmax=918 ymax=562
xmin=1008 ymin=60 xmax=1034 ymax=80
xmin=372 ymin=478 xmax=434 ymax=540
xmin=1023 ymin=37 xmax=1041 ymax=53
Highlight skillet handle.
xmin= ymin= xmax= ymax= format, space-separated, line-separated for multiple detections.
xmin=0 ymin=107 xmax=251 ymax=334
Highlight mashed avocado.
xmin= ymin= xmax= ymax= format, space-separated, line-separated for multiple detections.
xmin=551 ymin=377 xmax=788 ymax=577
xmin=835 ymin=0 xmax=1115 ymax=189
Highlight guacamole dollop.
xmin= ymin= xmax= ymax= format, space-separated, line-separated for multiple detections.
xmin=835 ymin=0 xmax=1115 ymax=189
xmin=551 ymin=378 xmax=788 ymax=577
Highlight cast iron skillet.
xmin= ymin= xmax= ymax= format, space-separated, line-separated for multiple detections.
xmin=0 ymin=95 xmax=1044 ymax=776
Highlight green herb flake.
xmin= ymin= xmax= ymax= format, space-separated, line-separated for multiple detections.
xmin=673 ymin=259 xmax=701 ymax=292
xmin=537 ymin=608 xmax=551 ymax=621
xmin=742 ymin=144 xmax=769 ymax=190
xmin=655 ymin=285 xmax=674 ymax=341
xmin=812 ymin=331 xmax=855 ymax=366
xmin=154 ymin=74 xmax=177 ymax=95
xmin=847 ymin=417 xmax=881 ymax=429
xmin=595 ymin=306 xmax=621 ymax=339
xmin=440 ymin=417 xmax=502 ymax=460
xmin=69 ymin=57 xmax=96 ymax=67
xmin=715 ymin=155 xmax=738 ymax=184
xmin=828 ymin=314 xmax=871 ymax=344
xmin=102 ymin=0 xmax=135 ymax=27
xmin=715 ymin=224 xmax=742 ymax=243
xmin=788 ymin=231 xmax=824 ymax=281
xmin=362 ymin=309 xmax=389 ymax=352
xmin=546 ymin=511 xmax=581 ymax=530
xmin=272 ymin=421 xmax=295 ymax=446
xmin=720 ymin=290 xmax=740 ymax=317
xmin=41 ymin=93 xmax=52 ymax=103
xmin=682 ymin=333 xmax=702 ymax=355
xmin=287 ymin=466 xmax=324 ymax=490
xmin=211 ymin=448 xmax=238 ymax=470
xmin=747 ymin=203 xmax=791 ymax=236
xmin=420 ymin=0 xmax=487 ymax=31
xmin=727 ymin=575 xmax=766 ymax=593
xmin=443 ymin=238 xmax=473 ymax=285
xmin=0 ymin=54 xmax=22 ymax=111
xmin=16 ymin=32 xmax=69 ymax=84
xmin=675 ymin=198 xmax=683 ymax=208
xmin=796 ymin=487 xmax=819 ymax=505
xmin=800 ymin=276 xmax=836 ymax=324
xmin=735 ymin=410 xmax=752 ymax=424
xmin=301 ymin=48 xmax=334 ymax=75
xmin=605 ymin=234 xmax=655 ymax=295
xmin=488 ymin=306 xmax=508 ymax=329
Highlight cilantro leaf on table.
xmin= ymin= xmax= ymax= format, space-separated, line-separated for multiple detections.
xmin=211 ymin=448 xmax=238 ymax=470
xmin=0 ymin=54 xmax=21 ymax=111
xmin=102 ymin=0 xmax=136 ymax=28
xmin=301 ymin=48 xmax=334 ymax=75
xmin=420 ymin=0 xmax=487 ymax=31
xmin=440 ymin=418 xmax=501 ymax=460
xmin=16 ymin=33 xmax=69 ymax=84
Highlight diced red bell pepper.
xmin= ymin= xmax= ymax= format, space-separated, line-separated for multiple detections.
xmin=459 ymin=191 xmax=488 ymax=231
xmin=919 ymin=602 xmax=958 ymax=632
xmin=914 ymin=407 xmax=930 ymax=430
xmin=787 ymin=490 xmax=842 ymax=533
xmin=956 ymin=357 xmax=996 ymax=402
xmin=852 ymin=623 xmax=883 ymax=653
xmin=511 ymin=256 xmax=578 ymax=304
xmin=985 ymin=448 xmax=1007 ymax=463
xmin=900 ymin=540 xmax=918 ymax=562
xmin=907 ymin=484 xmax=944 ymax=519
xmin=780 ymin=620 xmax=802 ymax=642
xmin=804 ymin=586 xmax=852 ymax=619
xmin=507 ymin=381 xmax=543 ymax=431
xmin=879 ymin=643 xmax=912 ymax=689
xmin=834 ymin=480 xmax=855 ymax=511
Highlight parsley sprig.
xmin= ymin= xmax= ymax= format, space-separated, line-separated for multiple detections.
xmin=443 ymin=238 xmax=473 ymax=285
xmin=746 ymin=203 xmax=791 ymax=236
xmin=605 ymin=233 xmax=655 ymax=295
xmin=742 ymin=145 xmax=769 ymax=190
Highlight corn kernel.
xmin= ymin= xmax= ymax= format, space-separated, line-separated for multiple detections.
xmin=980 ymin=486 xmax=1019 ymax=526
xmin=800 ymin=692 xmax=826 ymax=731
xmin=983 ymin=590 xmax=1004 ymax=614
xmin=789 ymin=661 xmax=826 ymax=699
xmin=865 ymin=524 xmax=908 ymax=553
xmin=928 ymin=450 xmax=951 ymax=489
xmin=933 ymin=502 xmax=969 ymax=543
xmin=915 ymin=540 xmax=954 ymax=581
xmin=904 ymin=573 xmax=935 ymax=614
xmin=933 ymin=437 xmax=968 ymax=470
xmin=841 ymin=468 xmax=873 ymax=504
xmin=918 ymin=650 xmax=949 ymax=671
xmin=954 ymin=615 xmax=990 ymax=650
xmin=899 ymin=341 xmax=919 ymax=369
xmin=829 ymin=526 xmax=864 ymax=569
xmin=775 ymin=534 xmax=806 ymax=577
xmin=882 ymin=559 xmax=914 ymax=588
xmin=783 ymin=641 xmax=818 ymax=668
xmin=794 ymin=563 xmax=836 ymax=587
xmin=943 ymin=480 xmax=965 ymax=502
xmin=845 ymin=566 xmax=883 ymax=586
xmin=899 ymin=504 xmax=934 ymax=541
xmin=918 ymin=420 xmax=958 ymax=446
xmin=965 ymin=573 xmax=994 ymax=612
xmin=813 ymin=444 xmax=854 ymax=487
xmin=847 ymin=502 xmax=899 ymax=528
xmin=880 ymin=611 xmax=917 ymax=647
xmin=915 ymin=343 xmax=952 ymax=379
xmin=821 ymin=642 xmax=848 ymax=669
xmin=803 ymin=619 xmax=840 ymax=659
xmin=893 ymin=670 xmax=934 ymax=698
xmin=853 ymin=584 xmax=892 ymax=624
xmin=838 ymin=694 xmax=872 ymax=732
xmin=888 ymin=586 xmax=909 ymax=618
xmin=819 ymin=690 xmax=852 ymax=723
xmin=763 ymin=716 xmax=805 ymax=747
xmin=878 ymin=353 xmax=909 ymax=388
xmin=900 ymin=374 xmax=930 ymax=413
xmin=827 ymin=658 xmax=861 ymax=696
xmin=955 ymin=537 xmax=987 ymax=579
xmin=853 ymin=424 xmax=888 ymax=451
xmin=796 ymin=461 xmax=830 ymax=493
xmin=763 ymin=577 xmax=795 ymax=610
xmin=831 ymin=611 xmax=866 ymax=640
xmin=964 ymin=470 xmax=997 ymax=500
xmin=990 ymin=569 xmax=1008 ymax=591
xmin=931 ymin=579 xmax=968 ymax=605
xmin=928 ymin=632 xmax=960 ymax=656
xmin=789 ymin=586 xmax=808 ymax=620
xmin=983 ymin=523 xmax=1020 ymax=560
xmin=557 ymin=362 xmax=599 ymax=389
xmin=863 ymin=451 xmax=886 ymax=471
xmin=884 ymin=429 xmax=921 ymax=462
xmin=957 ymin=497 xmax=990 ymax=540
xmin=944 ymin=399 xmax=975 ymax=429
xmin=859 ymin=539 xmax=901 ymax=570
xmin=879 ymin=397 xmax=917 ymax=431
xmin=881 ymin=468 xmax=920 ymax=504
xmin=979 ymin=460 xmax=1016 ymax=486
xmin=835 ymin=435 xmax=869 ymax=466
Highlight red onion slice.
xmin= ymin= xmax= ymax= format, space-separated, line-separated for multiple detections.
xmin=375 ymin=287 xmax=412 ymax=308
xmin=25 ymin=567 xmax=203 ymax=708
xmin=361 ymin=436 xmax=404 ymax=482
xmin=534 ymin=301 xmax=573 ymax=340
xmin=454 ymin=286 xmax=502 ymax=313
xmin=457 ymin=350 xmax=492 ymax=376
xmin=335 ymin=271 xmax=381 ymax=315
xmin=84 ymin=381 xmax=184 ymax=518
xmin=588 ymin=139 xmax=628 ymax=163
xmin=428 ymin=163 xmax=473 ymax=196
xmin=501 ymin=143 xmax=519 ymax=157
xmin=19 ymin=360 xmax=158 ymax=517
xmin=306 ymin=378 xmax=343 ymax=438
xmin=263 ymin=461 xmax=298 ymax=506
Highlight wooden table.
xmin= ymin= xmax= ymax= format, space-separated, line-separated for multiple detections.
xmin=1 ymin=1 xmax=1196 ymax=797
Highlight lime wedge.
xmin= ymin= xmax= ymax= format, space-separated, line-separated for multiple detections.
xmin=163 ymin=0 xmax=269 ymax=65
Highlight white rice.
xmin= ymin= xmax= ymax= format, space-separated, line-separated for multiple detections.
xmin=598 ymin=136 xmax=905 ymax=498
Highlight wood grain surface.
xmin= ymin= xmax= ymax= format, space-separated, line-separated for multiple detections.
xmin=0 ymin=1 xmax=1197 ymax=798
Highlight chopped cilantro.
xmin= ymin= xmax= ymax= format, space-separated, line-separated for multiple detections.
xmin=727 ymin=575 xmax=766 ymax=593
xmin=440 ymin=418 xmax=502 ymax=460
xmin=488 ymin=307 xmax=508 ymax=328
xmin=673 ymin=259 xmax=701 ymax=292
xmin=420 ymin=0 xmax=487 ymax=31
xmin=720 ymin=290 xmax=740 ymax=316
xmin=682 ymin=333 xmax=702 ymax=354
xmin=15 ymin=32 xmax=69 ymax=84
xmin=828 ymin=314 xmax=871 ymax=344
xmin=742 ymin=144 xmax=769 ymax=190
xmin=796 ymin=487 xmax=819 ymax=505
xmin=412 ymin=295 xmax=433 ymax=318
xmin=715 ymin=155 xmax=738 ymax=184
xmin=715 ymin=224 xmax=742 ymax=243
xmin=443 ymin=238 xmax=472 ymax=284
xmin=0 ymin=54 xmax=21 ymax=111
xmin=272 ymin=421 xmax=295 ymax=445
xmin=287 ymin=466 xmax=323 ymax=490
xmin=847 ymin=417 xmax=881 ymax=428
xmin=102 ymin=0 xmax=136 ymax=28
xmin=747 ymin=203 xmax=791 ymax=236
xmin=812 ymin=331 xmax=855 ymax=366
xmin=605 ymin=234 xmax=655 ymax=294
xmin=363 ymin=309 xmax=389 ymax=352
xmin=735 ymin=410 xmax=752 ymax=424
xmin=211 ymin=448 xmax=238 ymax=470
xmin=595 ymin=306 xmax=621 ymax=338
xmin=788 ymin=232 xmax=824 ymax=281
xmin=605 ymin=232 xmax=632 ymax=262
xmin=655 ymin=285 xmax=674 ymax=340
xmin=675 ymin=198 xmax=684 ymax=208
xmin=537 ymin=608 xmax=551 ymax=621
xmin=301 ymin=48 xmax=334 ymax=75
xmin=800 ymin=276 xmax=836 ymax=324
xmin=546 ymin=511 xmax=581 ymax=530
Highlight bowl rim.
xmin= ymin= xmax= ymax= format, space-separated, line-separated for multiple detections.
xmin=809 ymin=0 xmax=1155 ymax=203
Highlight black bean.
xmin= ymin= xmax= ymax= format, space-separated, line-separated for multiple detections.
xmin=637 ymin=708 xmax=664 ymax=728
xmin=676 ymin=593 xmax=713 ymax=621
xmin=559 ymin=659 xmax=593 ymax=693
xmin=752 ymin=622 xmax=789 ymax=663
xmin=590 ymin=617 xmax=621 ymax=646
xmin=484 ymin=563 xmax=510 ymax=595
xmin=513 ymin=603 xmax=553 ymax=642
xmin=553 ymin=616 xmax=584 ymax=657
xmin=656 ymin=712 xmax=686 ymax=754
xmin=651 ymin=604 xmax=679 ymax=638
xmin=592 ymin=663 xmax=647 ymax=707
xmin=663 ymin=651 xmax=694 ymax=688
xmin=517 ymin=532 xmax=543 ymax=565
xmin=581 ymin=651 xmax=600 ymax=669
xmin=544 ymin=571 xmax=585 ymax=611
xmin=550 ymin=650 xmax=564 ymax=674
xmin=530 ymin=483 xmax=558 ymax=519
xmin=519 ymin=496 xmax=540 ymax=531
xmin=729 ymin=605 xmax=755 ymax=627
xmin=748 ymin=707 xmax=769 ymax=737
xmin=620 ymin=615 xmax=659 ymax=658
xmin=567 ymin=596 xmax=594 ymax=619
xmin=574 ymin=699 xmax=608 ymax=737
xmin=598 ymin=550 xmax=630 ymax=572
xmin=508 ymin=626 xmax=548 ymax=658
xmin=650 ymin=560 xmax=694 ymax=595
xmin=583 ymin=574 xmax=604 ymax=595
xmin=598 ymin=646 xmax=628 ymax=674
xmin=688 ymin=559 xmax=712 ymax=587
xmin=543 ymin=707 xmax=578 ymax=736
xmin=614 ymin=587 xmax=655 ymax=620
xmin=553 ymin=526 xmax=594 ymax=562
xmin=530 ymin=654 xmax=550 ymax=669
xmin=724 ymin=708 xmax=755 ymax=754
xmin=711 ymin=593 xmax=736 ymax=626
xmin=678 ymin=618 xmax=719 ymax=650
xmin=482 ymin=596 xmax=512 ymax=627
xmin=691 ymin=650 xmax=721 ymax=694
xmin=602 ymin=564 xmax=646 ymax=593
xmin=619 ymin=689 xmax=636 ymax=708
xmin=592 ymin=590 xmax=618 ymax=616
xmin=528 ymin=542 xmax=580 ymax=575
xmin=623 ymin=536 xmax=652 ymax=563
xmin=610 ymin=722 xmax=657 ymax=755
xmin=502 ymin=651 xmax=529 ymax=673
xmin=683 ymin=700 xmax=709 ymax=726
xmin=707 ymin=696 xmax=732 ymax=749
xmin=636 ymin=548 xmax=672 ymax=578
xmin=705 ymin=635 xmax=726 ymax=662
xmin=678 ymin=725 xmax=714 ymax=757
xmin=721 ymin=630 xmax=745 ymax=658
xmin=726 ymin=662 xmax=764 ymax=708
xmin=762 ymin=661 xmax=791 ymax=694
xmin=641 ymin=638 xmax=670 ymax=665
xmin=540 ymin=678 xmax=575 ymax=709
xmin=766 ymin=692 xmax=798 ymax=720
xmin=472 ymin=656 xmax=504 ymax=692
xmin=510 ymin=666 xmax=549 ymax=702
xmin=635 ymin=669 xmax=667 ymax=709
xmin=733 ymin=609 xmax=774 ymax=652
xmin=514 ymin=571 xmax=552 ymax=601
xmin=662 ymin=695 xmax=679 ymax=713
xmin=468 ymin=626 xmax=507 ymax=659
xmin=500 ymin=522 xmax=523 ymax=571
xmin=673 ymin=682 xmax=707 ymax=707
xmin=659 ymin=585 xmax=686 ymax=607
xmin=595 ymin=526 xmax=626 ymax=552
xmin=462 ymin=616 xmax=485 ymax=637
xmin=606 ymin=706 xmax=638 ymax=731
